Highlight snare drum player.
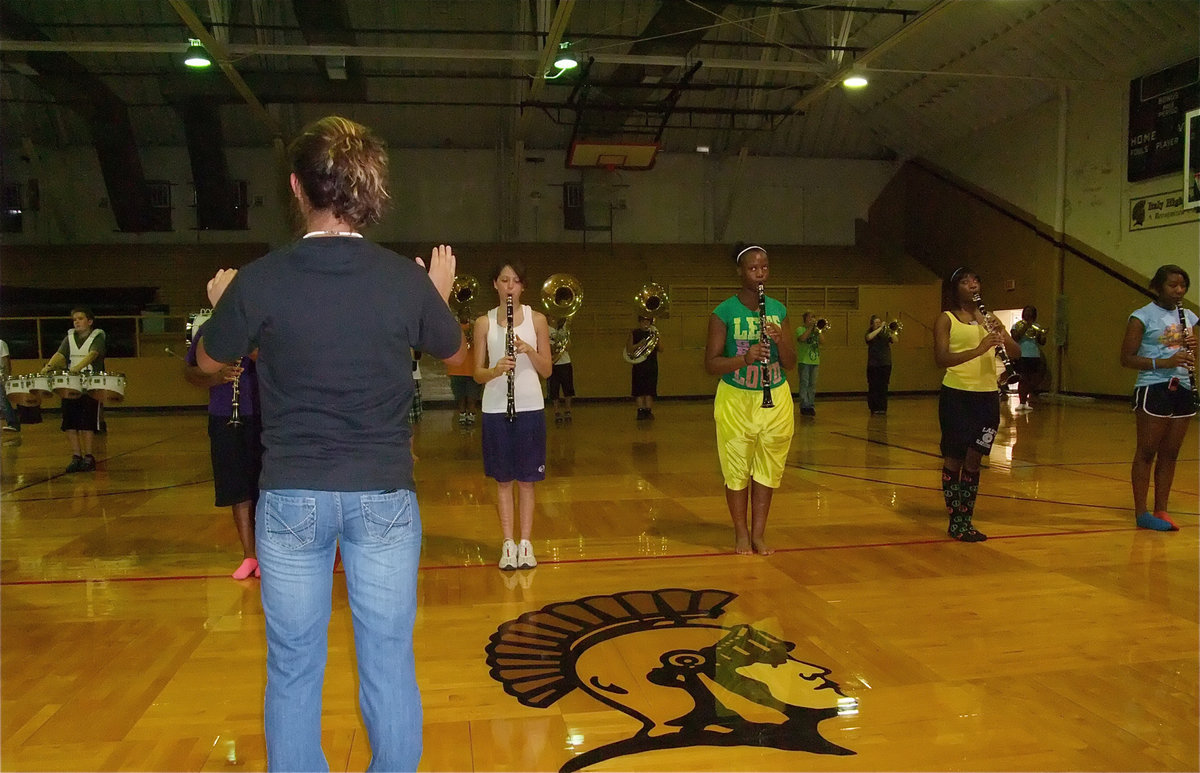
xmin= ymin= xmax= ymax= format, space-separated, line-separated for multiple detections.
xmin=40 ymin=307 xmax=105 ymax=473
xmin=196 ymin=116 xmax=464 ymax=771
xmin=1119 ymin=264 xmax=1197 ymax=531
xmin=184 ymin=327 xmax=262 ymax=580
xmin=933 ymin=267 xmax=1020 ymax=542
xmin=704 ymin=244 xmax=796 ymax=556
xmin=1 ymin=338 xmax=20 ymax=439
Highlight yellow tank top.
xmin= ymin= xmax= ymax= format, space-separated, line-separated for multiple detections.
xmin=942 ymin=311 xmax=997 ymax=392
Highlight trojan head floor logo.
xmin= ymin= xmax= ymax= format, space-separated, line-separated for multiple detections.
xmin=485 ymin=588 xmax=857 ymax=772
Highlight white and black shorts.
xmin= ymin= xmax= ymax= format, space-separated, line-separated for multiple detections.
xmin=1132 ymin=380 xmax=1198 ymax=418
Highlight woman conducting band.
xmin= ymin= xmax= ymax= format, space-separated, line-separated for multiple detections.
xmin=1119 ymin=264 xmax=1197 ymax=531
xmin=933 ymin=267 xmax=1020 ymax=542
xmin=704 ymin=244 xmax=797 ymax=555
xmin=196 ymin=116 xmax=465 ymax=771
xmin=473 ymin=261 xmax=553 ymax=569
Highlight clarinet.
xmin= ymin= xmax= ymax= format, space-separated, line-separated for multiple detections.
xmin=971 ymin=293 xmax=1020 ymax=386
xmin=756 ymin=283 xmax=774 ymax=409
xmin=505 ymin=295 xmax=516 ymax=422
xmin=228 ymin=373 xmax=242 ymax=427
xmin=1177 ymin=301 xmax=1200 ymax=407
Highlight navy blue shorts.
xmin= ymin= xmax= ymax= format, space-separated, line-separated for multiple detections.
xmin=481 ymin=410 xmax=546 ymax=482
xmin=938 ymin=386 xmax=1000 ymax=459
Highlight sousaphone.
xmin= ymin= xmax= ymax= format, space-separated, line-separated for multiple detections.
xmin=623 ymin=283 xmax=669 ymax=364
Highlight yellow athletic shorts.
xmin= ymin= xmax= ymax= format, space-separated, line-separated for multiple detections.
xmin=714 ymin=379 xmax=795 ymax=490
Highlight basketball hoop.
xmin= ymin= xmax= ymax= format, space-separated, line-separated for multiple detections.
xmin=567 ymin=141 xmax=659 ymax=171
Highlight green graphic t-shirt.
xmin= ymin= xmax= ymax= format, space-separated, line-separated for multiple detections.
xmin=796 ymin=324 xmax=821 ymax=365
xmin=713 ymin=295 xmax=789 ymax=391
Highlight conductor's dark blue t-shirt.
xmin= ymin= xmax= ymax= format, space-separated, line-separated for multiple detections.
xmin=202 ymin=236 xmax=461 ymax=492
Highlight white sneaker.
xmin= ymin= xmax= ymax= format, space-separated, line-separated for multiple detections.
xmin=517 ymin=539 xmax=537 ymax=569
xmin=499 ymin=539 xmax=518 ymax=570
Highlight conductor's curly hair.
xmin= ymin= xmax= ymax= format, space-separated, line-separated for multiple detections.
xmin=288 ymin=116 xmax=390 ymax=229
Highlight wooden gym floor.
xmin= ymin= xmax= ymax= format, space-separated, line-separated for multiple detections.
xmin=1 ymin=395 xmax=1197 ymax=772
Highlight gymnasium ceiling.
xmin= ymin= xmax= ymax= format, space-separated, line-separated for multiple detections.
xmin=1 ymin=0 xmax=1197 ymax=163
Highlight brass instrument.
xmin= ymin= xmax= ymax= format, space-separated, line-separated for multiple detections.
xmin=1012 ymin=319 xmax=1048 ymax=346
xmin=541 ymin=273 xmax=582 ymax=359
xmin=887 ymin=319 xmax=904 ymax=338
xmin=623 ymin=283 xmax=669 ymax=364
xmin=449 ymin=274 xmax=478 ymax=343
xmin=815 ymin=317 xmax=832 ymax=332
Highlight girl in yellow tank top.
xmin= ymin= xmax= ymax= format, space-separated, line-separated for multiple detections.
xmin=932 ymin=268 xmax=1021 ymax=542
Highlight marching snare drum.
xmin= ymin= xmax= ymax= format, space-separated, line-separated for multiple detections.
xmin=49 ymin=370 xmax=85 ymax=399
xmin=4 ymin=376 xmax=39 ymax=407
xmin=86 ymin=372 xmax=127 ymax=405
xmin=186 ymin=309 xmax=213 ymax=344
xmin=29 ymin=373 xmax=53 ymax=398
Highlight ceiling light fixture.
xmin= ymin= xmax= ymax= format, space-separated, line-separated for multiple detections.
xmin=842 ymin=73 xmax=868 ymax=89
xmin=553 ymin=42 xmax=579 ymax=70
xmin=183 ymin=38 xmax=212 ymax=68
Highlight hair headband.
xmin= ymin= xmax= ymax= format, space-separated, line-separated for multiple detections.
xmin=736 ymin=245 xmax=766 ymax=263
xmin=949 ymin=266 xmax=975 ymax=284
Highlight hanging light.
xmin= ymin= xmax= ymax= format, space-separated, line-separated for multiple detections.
xmin=842 ymin=73 xmax=868 ymax=88
xmin=553 ymin=42 xmax=579 ymax=71
xmin=183 ymin=38 xmax=212 ymax=68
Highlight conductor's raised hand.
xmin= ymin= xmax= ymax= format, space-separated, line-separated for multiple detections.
xmin=417 ymin=244 xmax=456 ymax=303
xmin=207 ymin=269 xmax=238 ymax=306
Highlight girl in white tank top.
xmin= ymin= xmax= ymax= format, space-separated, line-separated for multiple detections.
xmin=472 ymin=262 xmax=554 ymax=571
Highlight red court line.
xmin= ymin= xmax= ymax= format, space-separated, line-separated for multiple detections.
xmin=0 ymin=525 xmax=1138 ymax=586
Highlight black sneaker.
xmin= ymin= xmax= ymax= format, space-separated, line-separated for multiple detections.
xmin=65 ymin=455 xmax=85 ymax=473
xmin=82 ymin=455 xmax=97 ymax=471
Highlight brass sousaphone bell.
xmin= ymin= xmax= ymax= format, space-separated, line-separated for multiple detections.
xmin=541 ymin=273 xmax=583 ymax=358
xmin=624 ymin=282 xmax=669 ymax=364
xmin=449 ymin=274 xmax=479 ymax=341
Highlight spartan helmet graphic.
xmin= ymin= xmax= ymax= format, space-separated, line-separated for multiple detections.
xmin=485 ymin=588 xmax=857 ymax=772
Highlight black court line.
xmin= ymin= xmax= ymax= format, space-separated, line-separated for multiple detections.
xmin=0 ymin=426 xmax=209 ymax=498
xmin=786 ymin=461 xmax=1129 ymax=511
xmin=0 ymin=524 xmax=1141 ymax=586
xmin=827 ymin=430 xmax=943 ymax=459
xmin=824 ymin=430 xmax=1198 ymax=497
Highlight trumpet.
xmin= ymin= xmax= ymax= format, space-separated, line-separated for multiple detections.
xmin=1012 ymin=319 xmax=1048 ymax=346
xmin=887 ymin=319 xmax=904 ymax=338
xmin=815 ymin=317 xmax=832 ymax=332
xmin=541 ymin=273 xmax=582 ymax=359
xmin=623 ymin=283 xmax=669 ymax=364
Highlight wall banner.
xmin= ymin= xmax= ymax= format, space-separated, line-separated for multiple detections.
xmin=1129 ymin=190 xmax=1200 ymax=231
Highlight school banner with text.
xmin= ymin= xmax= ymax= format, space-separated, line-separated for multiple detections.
xmin=1128 ymin=190 xmax=1200 ymax=232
